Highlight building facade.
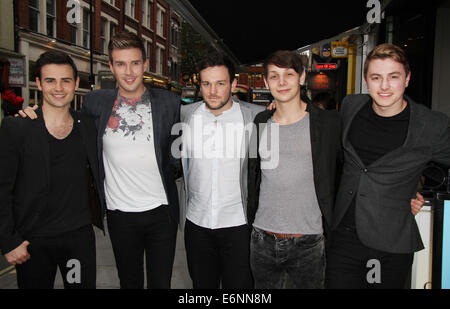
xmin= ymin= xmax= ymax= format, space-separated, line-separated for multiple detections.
xmin=15 ymin=0 xmax=183 ymax=109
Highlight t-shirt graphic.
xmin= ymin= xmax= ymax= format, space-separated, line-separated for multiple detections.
xmin=104 ymin=91 xmax=153 ymax=142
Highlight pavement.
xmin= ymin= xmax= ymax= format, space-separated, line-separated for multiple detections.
xmin=0 ymin=221 xmax=193 ymax=289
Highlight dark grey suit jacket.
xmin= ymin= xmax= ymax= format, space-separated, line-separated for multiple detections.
xmin=81 ymin=86 xmax=181 ymax=223
xmin=333 ymin=94 xmax=450 ymax=253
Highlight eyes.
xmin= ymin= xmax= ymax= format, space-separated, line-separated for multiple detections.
xmin=201 ymin=81 xmax=227 ymax=87
xmin=370 ymin=74 xmax=401 ymax=81
xmin=268 ymin=72 xmax=296 ymax=80
xmin=115 ymin=61 xmax=143 ymax=67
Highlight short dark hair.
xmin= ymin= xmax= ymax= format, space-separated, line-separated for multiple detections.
xmin=108 ymin=30 xmax=146 ymax=63
xmin=197 ymin=52 xmax=236 ymax=83
xmin=263 ymin=50 xmax=304 ymax=78
xmin=35 ymin=50 xmax=78 ymax=80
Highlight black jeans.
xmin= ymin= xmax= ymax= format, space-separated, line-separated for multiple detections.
xmin=106 ymin=205 xmax=177 ymax=289
xmin=326 ymin=224 xmax=414 ymax=289
xmin=184 ymin=219 xmax=253 ymax=289
xmin=15 ymin=225 xmax=96 ymax=289
xmin=250 ymin=227 xmax=325 ymax=289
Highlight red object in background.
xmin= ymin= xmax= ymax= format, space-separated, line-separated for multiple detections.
xmin=1 ymin=89 xmax=24 ymax=108
xmin=315 ymin=63 xmax=337 ymax=70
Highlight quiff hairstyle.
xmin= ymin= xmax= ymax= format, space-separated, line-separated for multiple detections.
xmin=263 ymin=50 xmax=305 ymax=78
xmin=108 ymin=31 xmax=146 ymax=63
xmin=364 ymin=43 xmax=410 ymax=78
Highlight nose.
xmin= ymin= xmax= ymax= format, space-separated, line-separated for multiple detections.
xmin=279 ymin=76 xmax=287 ymax=86
xmin=210 ymin=84 xmax=217 ymax=95
xmin=55 ymin=80 xmax=64 ymax=91
xmin=381 ymin=77 xmax=390 ymax=90
xmin=125 ymin=63 xmax=132 ymax=75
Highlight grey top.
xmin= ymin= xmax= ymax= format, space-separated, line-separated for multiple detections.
xmin=254 ymin=113 xmax=323 ymax=235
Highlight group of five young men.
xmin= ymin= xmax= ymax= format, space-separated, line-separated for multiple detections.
xmin=1 ymin=30 xmax=448 ymax=289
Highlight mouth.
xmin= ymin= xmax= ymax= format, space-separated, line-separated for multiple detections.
xmin=52 ymin=94 xmax=67 ymax=99
xmin=124 ymin=78 xmax=136 ymax=85
xmin=378 ymin=93 xmax=393 ymax=98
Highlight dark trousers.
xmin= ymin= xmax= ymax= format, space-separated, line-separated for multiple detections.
xmin=326 ymin=224 xmax=414 ymax=289
xmin=184 ymin=219 xmax=253 ymax=289
xmin=15 ymin=225 xmax=96 ymax=289
xmin=250 ymin=227 xmax=325 ymax=289
xmin=106 ymin=205 xmax=177 ymax=289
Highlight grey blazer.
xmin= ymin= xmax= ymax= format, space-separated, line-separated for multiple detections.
xmin=333 ymin=94 xmax=450 ymax=253
xmin=178 ymin=100 xmax=265 ymax=230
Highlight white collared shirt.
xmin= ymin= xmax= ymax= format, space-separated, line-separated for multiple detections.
xmin=185 ymin=101 xmax=246 ymax=229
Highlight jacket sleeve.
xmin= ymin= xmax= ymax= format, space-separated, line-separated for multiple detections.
xmin=0 ymin=118 xmax=25 ymax=254
xmin=169 ymin=94 xmax=183 ymax=179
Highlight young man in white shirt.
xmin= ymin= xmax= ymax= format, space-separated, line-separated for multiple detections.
xmin=179 ymin=52 xmax=264 ymax=288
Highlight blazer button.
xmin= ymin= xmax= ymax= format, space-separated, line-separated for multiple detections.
xmin=363 ymin=168 xmax=368 ymax=173
xmin=349 ymin=190 xmax=353 ymax=195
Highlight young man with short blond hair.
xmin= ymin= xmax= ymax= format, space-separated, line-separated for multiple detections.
xmin=327 ymin=43 xmax=450 ymax=289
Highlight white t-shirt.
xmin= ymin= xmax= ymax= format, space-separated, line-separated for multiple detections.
xmin=102 ymin=92 xmax=168 ymax=212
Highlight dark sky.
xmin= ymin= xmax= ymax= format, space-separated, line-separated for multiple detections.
xmin=188 ymin=0 xmax=368 ymax=64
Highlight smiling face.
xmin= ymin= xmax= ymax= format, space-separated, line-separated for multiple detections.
xmin=365 ymin=58 xmax=411 ymax=116
xmin=264 ymin=64 xmax=305 ymax=105
xmin=200 ymin=65 xmax=236 ymax=116
xmin=109 ymin=48 xmax=148 ymax=98
xmin=36 ymin=64 xmax=79 ymax=109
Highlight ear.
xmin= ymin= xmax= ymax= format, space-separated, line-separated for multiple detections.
xmin=109 ymin=61 xmax=114 ymax=74
xmin=405 ymin=71 xmax=411 ymax=88
xmin=36 ymin=77 xmax=42 ymax=91
xmin=75 ymin=76 xmax=80 ymax=91
xmin=299 ymin=70 xmax=306 ymax=86
xmin=231 ymin=77 xmax=237 ymax=92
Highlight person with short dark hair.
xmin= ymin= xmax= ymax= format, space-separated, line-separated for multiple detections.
xmin=326 ymin=43 xmax=450 ymax=289
xmin=180 ymin=52 xmax=264 ymax=288
xmin=19 ymin=31 xmax=181 ymax=289
xmin=247 ymin=50 xmax=342 ymax=288
xmin=0 ymin=50 xmax=104 ymax=289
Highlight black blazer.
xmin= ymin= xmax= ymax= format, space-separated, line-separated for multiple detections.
xmin=81 ymin=86 xmax=181 ymax=223
xmin=0 ymin=108 xmax=104 ymax=255
xmin=333 ymin=94 xmax=450 ymax=253
xmin=247 ymin=103 xmax=343 ymax=237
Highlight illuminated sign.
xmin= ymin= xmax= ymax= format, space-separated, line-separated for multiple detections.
xmin=331 ymin=41 xmax=349 ymax=58
xmin=315 ymin=63 xmax=338 ymax=70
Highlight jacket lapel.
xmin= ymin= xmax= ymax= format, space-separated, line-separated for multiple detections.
xmin=35 ymin=108 xmax=51 ymax=186
xmin=342 ymin=98 xmax=367 ymax=168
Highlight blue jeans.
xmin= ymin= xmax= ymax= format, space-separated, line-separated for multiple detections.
xmin=250 ymin=227 xmax=325 ymax=289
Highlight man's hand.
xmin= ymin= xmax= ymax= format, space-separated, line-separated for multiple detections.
xmin=4 ymin=241 xmax=31 ymax=265
xmin=267 ymin=100 xmax=277 ymax=111
xmin=411 ymin=192 xmax=425 ymax=216
xmin=17 ymin=105 xmax=38 ymax=119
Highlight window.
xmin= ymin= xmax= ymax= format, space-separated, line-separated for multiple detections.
xmin=171 ymin=20 xmax=180 ymax=47
xmin=29 ymin=0 xmax=40 ymax=32
xmin=156 ymin=45 xmax=164 ymax=75
xmin=100 ymin=17 xmax=107 ymax=54
xmin=70 ymin=22 xmax=78 ymax=45
xmin=142 ymin=0 xmax=152 ymax=28
xmin=46 ymin=0 xmax=56 ymax=37
xmin=110 ymin=22 xmax=117 ymax=41
xmin=156 ymin=7 xmax=165 ymax=37
xmin=124 ymin=0 xmax=135 ymax=18
xmin=130 ymin=0 xmax=135 ymax=19
xmin=83 ymin=8 xmax=90 ymax=48
xmin=105 ymin=0 xmax=115 ymax=6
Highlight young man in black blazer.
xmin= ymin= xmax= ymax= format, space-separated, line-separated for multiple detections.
xmin=247 ymin=50 xmax=342 ymax=288
xmin=326 ymin=43 xmax=450 ymax=289
xmin=20 ymin=32 xmax=181 ymax=289
xmin=0 ymin=51 xmax=104 ymax=289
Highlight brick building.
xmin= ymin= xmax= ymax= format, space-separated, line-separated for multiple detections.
xmin=15 ymin=0 xmax=183 ymax=108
